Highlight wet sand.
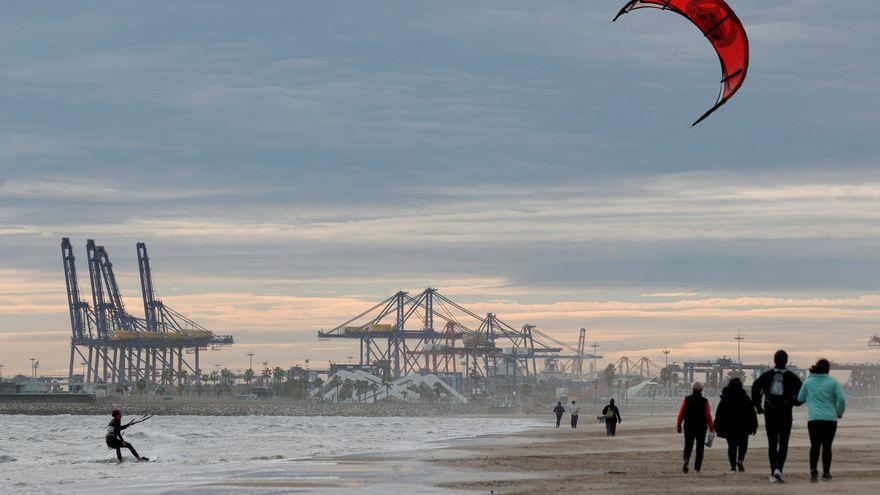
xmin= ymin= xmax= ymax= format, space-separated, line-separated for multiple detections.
xmin=433 ymin=412 xmax=880 ymax=494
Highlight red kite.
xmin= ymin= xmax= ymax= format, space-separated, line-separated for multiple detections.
xmin=613 ymin=0 xmax=749 ymax=125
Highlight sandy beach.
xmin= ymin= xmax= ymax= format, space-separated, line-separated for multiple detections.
xmin=432 ymin=411 xmax=880 ymax=494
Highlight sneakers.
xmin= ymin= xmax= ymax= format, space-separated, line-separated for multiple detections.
xmin=771 ymin=469 xmax=785 ymax=484
xmin=810 ymin=470 xmax=819 ymax=483
xmin=730 ymin=465 xmax=737 ymax=473
xmin=736 ymin=461 xmax=745 ymax=472
xmin=682 ymin=462 xmax=689 ymax=474
xmin=822 ymin=473 xmax=833 ymax=482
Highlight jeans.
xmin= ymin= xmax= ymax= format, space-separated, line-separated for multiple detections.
xmin=606 ymin=421 xmax=617 ymax=436
xmin=764 ymin=409 xmax=793 ymax=472
xmin=808 ymin=420 xmax=837 ymax=475
xmin=683 ymin=427 xmax=707 ymax=471
xmin=726 ymin=434 xmax=749 ymax=468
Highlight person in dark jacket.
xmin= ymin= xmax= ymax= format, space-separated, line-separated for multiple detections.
xmin=601 ymin=398 xmax=622 ymax=436
xmin=105 ymin=409 xmax=147 ymax=462
xmin=715 ymin=377 xmax=758 ymax=472
xmin=553 ymin=401 xmax=565 ymax=428
xmin=677 ymin=382 xmax=715 ymax=474
xmin=751 ymin=350 xmax=803 ymax=484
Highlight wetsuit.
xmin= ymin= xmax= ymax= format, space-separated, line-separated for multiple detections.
xmin=106 ymin=417 xmax=141 ymax=461
xmin=751 ymin=368 xmax=802 ymax=475
xmin=677 ymin=393 xmax=715 ymax=472
xmin=553 ymin=404 xmax=565 ymax=428
xmin=602 ymin=404 xmax=622 ymax=436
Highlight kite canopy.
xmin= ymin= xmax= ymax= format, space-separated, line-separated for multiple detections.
xmin=613 ymin=0 xmax=749 ymax=125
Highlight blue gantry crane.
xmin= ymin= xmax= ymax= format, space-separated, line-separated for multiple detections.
xmin=64 ymin=238 xmax=233 ymax=387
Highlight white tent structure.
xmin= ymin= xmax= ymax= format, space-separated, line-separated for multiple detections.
xmin=315 ymin=371 xmax=467 ymax=403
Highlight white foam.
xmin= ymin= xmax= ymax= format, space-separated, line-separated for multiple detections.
xmin=0 ymin=414 xmax=540 ymax=494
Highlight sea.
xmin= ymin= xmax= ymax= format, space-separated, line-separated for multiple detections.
xmin=0 ymin=414 xmax=541 ymax=494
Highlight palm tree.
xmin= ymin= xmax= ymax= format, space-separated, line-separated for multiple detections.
xmin=261 ymin=367 xmax=271 ymax=388
xmin=311 ymin=377 xmax=323 ymax=400
xmin=340 ymin=378 xmax=354 ymax=402
xmin=328 ymin=375 xmax=342 ymax=402
xmin=354 ymin=379 xmax=368 ymax=403
xmin=381 ymin=374 xmax=392 ymax=399
xmin=368 ymin=381 xmax=379 ymax=403
xmin=433 ymin=382 xmax=445 ymax=402
xmin=273 ymin=367 xmax=285 ymax=386
xmin=244 ymin=368 xmax=255 ymax=391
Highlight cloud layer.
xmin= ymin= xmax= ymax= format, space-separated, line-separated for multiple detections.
xmin=1 ymin=1 xmax=879 ymax=374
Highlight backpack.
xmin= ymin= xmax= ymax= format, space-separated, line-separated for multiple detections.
xmin=767 ymin=370 xmax=787 ymax=408
xmin=605 ymin=408 xmax=616 ymax=419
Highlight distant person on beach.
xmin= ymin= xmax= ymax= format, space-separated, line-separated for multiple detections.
xmin=570 ymin=401 xmax=580 ymax=429
xmin=602 ymin=398 xmax=622 ymax=436
xmin=553 ymin=401 xmax=565 ymax=428
xmin=677 ymin=382 xmax=715 ymax=473
xmin=751 ymin=349 xmax=803 ymax=484
xmin=105 ymin=409 xmax=147 ymax=462
xmin=797 ymin=359 xmax=846 ymax=482
xmin=714 ymin=377 xmax=757 ymax=472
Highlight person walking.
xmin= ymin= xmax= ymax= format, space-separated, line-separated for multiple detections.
xmin=751 ymin=349 xmax=803 ymax=484
xmin=714 ymin=377 xmax=757 ymax=472
xmin=602 ymin=398 xmax=622 ymax=436
xmin=677 ymin=382 xmax=715 ymax=474
xmin=570 ymin=400 xmax=580 ymax=429
xmin=553 ymin=401 xmax=565 ymax=428
xmin=797 ymin=359 xmax=846 ymax=482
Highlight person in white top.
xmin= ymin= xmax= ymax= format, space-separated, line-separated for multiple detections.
xmin=570 ymin=400 xmax=580 ymax=428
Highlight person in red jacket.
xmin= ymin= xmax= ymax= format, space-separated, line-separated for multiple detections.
xmin=677 ymin=382 xmax=715 ymax=473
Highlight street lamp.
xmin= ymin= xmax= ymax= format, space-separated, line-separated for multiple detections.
xmin=734 ymin=331 xmax=745 ymax=370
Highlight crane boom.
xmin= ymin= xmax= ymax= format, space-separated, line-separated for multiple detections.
xmin=137 ymin=242 xmax=161 ymax=332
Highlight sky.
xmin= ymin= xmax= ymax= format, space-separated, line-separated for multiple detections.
xmin=1 ymin=1 xmax=879 ymax=376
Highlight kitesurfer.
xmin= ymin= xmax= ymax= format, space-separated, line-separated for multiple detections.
xmin=677 ymin=382 xmax=715 ymax=473
xmin=602 ymin=398 xmax=622 ymax=436
xmin=751 ymin=350 xmax=802 ymax=484
xmin=106 ymin=409 xmax=148 ymax=462
xmin=553 ymin=401 xmax=565 ymax=428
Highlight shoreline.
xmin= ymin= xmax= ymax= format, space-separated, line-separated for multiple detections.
xmin=0 ymin=396 xmax=515 ymax=417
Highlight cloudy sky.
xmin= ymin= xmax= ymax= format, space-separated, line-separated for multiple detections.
xmin=1 ymin=1 xmax=879 ymax=376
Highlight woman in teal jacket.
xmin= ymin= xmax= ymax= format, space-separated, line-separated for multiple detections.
xmin=797 ymin=359 xmax=846 ymax=482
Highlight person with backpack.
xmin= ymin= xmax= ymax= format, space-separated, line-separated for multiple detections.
xmin=602 ymin=398 xmax=622 ymax=436
xmin=570 ymin=400 xmax=580 ymax=429
xmin=751 ymin=349 xmax=803 ymax=484
xmin=677 ymin=382 xmax=715 ymax=473
xmin=797 ymin=359 xmax=846 ymax=482
xmin=714 ymin=377 xmax=758 ymax=472
xmin=553 ymin=401 xmax=565 ymax=428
